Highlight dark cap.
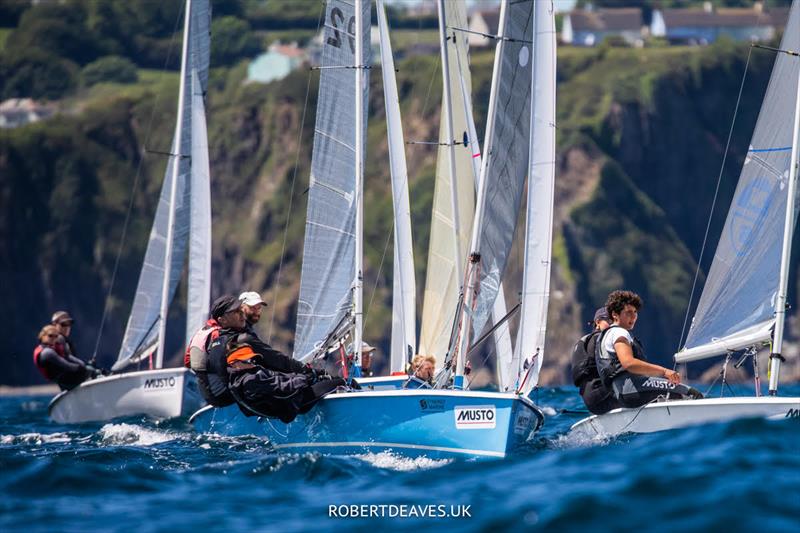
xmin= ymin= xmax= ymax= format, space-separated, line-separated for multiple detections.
xmin=211 ymin=295 xmax=242 ymax=319
xmin=51 ymin=311 xmax=73 ymax=325
xmin=593 ymin=307 xmax=610 ymax=323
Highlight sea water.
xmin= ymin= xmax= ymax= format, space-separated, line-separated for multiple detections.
xmin=1 ymin=386 xmax=798 ymax=532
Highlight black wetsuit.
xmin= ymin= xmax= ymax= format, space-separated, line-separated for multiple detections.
xmin=35 ymin=345 xmax=91 ymax=391
xmin=571 ymin=330 xmax=621 ymax=414
xmin=595 ymin=326 xmax=701 ymax=408
xmin=227 ymin=332 xmax=346 ymax=423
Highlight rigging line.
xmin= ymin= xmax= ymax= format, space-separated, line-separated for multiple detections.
xmin=91 ymin=4 xmax=186 ymax=362
xmin=268 ymin=1 xmax=326 ymax=343
xmin=364 ymin=219 xmax=394 ymax=328
xmin=677 ymin=44 xmax=757 ymax=352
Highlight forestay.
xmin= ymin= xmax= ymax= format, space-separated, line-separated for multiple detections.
xmin=467 ymin=0 xmax=534 ymax=349
xmin=679 ymin=4 xmax=800 ymax=363
xmin=377 ymin=0 xmax=416 ymax=373
xmin=115 ymin=0 xmax=211 ymax=372
xmin=294 ymin=0 xmax=371 ymax=362
xmin=514 ymin=0 xmax=556 ymax=394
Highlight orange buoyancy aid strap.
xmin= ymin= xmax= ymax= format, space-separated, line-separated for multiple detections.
xmin=227 ymin=345 xmax=256 ymax=365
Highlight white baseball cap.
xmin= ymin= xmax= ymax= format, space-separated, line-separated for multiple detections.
xmin=238 ymin=291 xmax=265 ymax=307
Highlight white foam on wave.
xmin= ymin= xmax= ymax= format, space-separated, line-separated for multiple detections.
xmin=0 ymin=432 xmax=72 ymax=445
xmin=98 ymin=423 xmax=178 ymax=446
xmin=355 ymin=451 xmax=452 ymax=471
xmin=550 ymin=429 xmax=612 ymax=450
xmin=541 ymin=406 xmax=558 ymax=417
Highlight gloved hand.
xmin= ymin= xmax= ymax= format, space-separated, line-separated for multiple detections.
xmin=86 ymin=364 xmax=102 ymax=379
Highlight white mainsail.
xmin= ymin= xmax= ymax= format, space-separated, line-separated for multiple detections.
xmin=676 ymin=2 xmax=800 ymax=365
xmin=377 ymin=0 xmax=416 ymax=373
xmin=115 ymin=0 xmax=211 ymax=372
xmin=515 ymin=0 xmax=557 ymax=395
xmin=294 ymin=0 xmax=371 ymax=362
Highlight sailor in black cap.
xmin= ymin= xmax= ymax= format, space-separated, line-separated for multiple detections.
xmin=571 ymin=306 xmax=622 ymax=414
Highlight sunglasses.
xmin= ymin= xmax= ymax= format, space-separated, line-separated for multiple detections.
xmin=45 ymin=334 xmax=58 ymax=339
xmin=59 ymin=321 xmax=73 ymax=326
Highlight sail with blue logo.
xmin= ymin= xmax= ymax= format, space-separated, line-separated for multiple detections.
xmin=115 ymin=0 xmax=211 ymax=371
xmin=294 ymin=0 xmax=371 ymax=362
xmin=679 ymin=2 xmax=800 ymax=362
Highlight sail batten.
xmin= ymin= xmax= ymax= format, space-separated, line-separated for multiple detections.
xmin=680 ymin=3 xmax=800 ymax=363
xmin=115 ymin=0 xmax=211 ymax=372
xmin=294 ymin=0 xmax=371 ymax=362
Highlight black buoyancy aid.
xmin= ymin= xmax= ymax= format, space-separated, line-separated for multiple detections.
xmin=200 ymin=329 xmax=237 ymax=407
xmin=595 ymin=326 xmax=646 ymax=384
xmin=571 ymin=330 xmax=603 ymax=388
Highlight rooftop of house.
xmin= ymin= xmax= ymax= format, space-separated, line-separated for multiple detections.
xmin=567 ymin=8 xmax=644 ymax=32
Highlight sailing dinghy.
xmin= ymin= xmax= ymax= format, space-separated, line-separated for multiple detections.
xmin=49 ymin=0 xmax=210 ymax=423
xmin=191 ymin=0 xmax=555 ymax=459
xmin=571 ymin=1 xmax=800 ymax=438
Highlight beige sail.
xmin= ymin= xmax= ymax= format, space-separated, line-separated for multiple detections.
xmin=419 ymin=0 xmax=476 ymax=359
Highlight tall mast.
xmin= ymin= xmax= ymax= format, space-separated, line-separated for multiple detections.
xmin=156 ymin=0 xmax=192 ymax=369
xmin=769 ymin=61 xmax=800 ymax=395
xmin=352 ymin=0 xmax=365 ymax=372
xmin=452 ymin=0 xmax=508 ymax=378
xmin=437 ymin=0 xmax=464 ymax=304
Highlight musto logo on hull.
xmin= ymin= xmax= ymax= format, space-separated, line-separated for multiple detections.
xmin=454 ymin=405 xmax=496 ymax=430
xmin=143 ymin=376 xmax=176 ymax=390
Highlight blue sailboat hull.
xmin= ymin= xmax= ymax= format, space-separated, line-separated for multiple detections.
xmin=190 ymin=389 xmax=544 ymax=459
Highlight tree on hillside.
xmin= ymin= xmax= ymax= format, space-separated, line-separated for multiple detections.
xmin=211 ymin=16 xmax=261 ymax=67
xmin=0 ymin=49 xmax=77 ymax=100
xmin=82 ymin=56 xmax=139 ymax=87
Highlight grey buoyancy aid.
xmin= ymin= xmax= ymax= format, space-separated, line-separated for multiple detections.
xmin=595 ymin=326 xmax=646 ymax=385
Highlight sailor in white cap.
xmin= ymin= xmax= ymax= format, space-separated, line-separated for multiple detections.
xmin=238 ymin=291 xmax=266 ymax=336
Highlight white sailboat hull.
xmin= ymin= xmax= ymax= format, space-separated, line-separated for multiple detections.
xmin=48 ymin=368 xmax=204 ymax=424
xmin=570 ymin=396 xmax=800 ymax=438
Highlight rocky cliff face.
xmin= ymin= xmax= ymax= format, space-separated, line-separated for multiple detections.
xmin=3 ymin=42 xmax=798 ymax=385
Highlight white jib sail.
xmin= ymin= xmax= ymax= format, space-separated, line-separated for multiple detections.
xmin=677 ymin=2 xmax=800 ymax=364
xmin=115 ymin=0 xmax=209 ymax=372
xmin=377 ymin=0 xmax=416 ymax=373
xmin=515 ymin=0 xmax=557 ymax=395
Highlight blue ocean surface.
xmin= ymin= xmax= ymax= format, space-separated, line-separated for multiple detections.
xmin=1 ymin=386 xmax=798 ymax=532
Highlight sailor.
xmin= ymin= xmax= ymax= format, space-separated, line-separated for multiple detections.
xmin=198 ymin=295 xmax=246 ymax=407
xmin=33 ymin=324 xmax=100 ymax=390
xmin=51 ymin=310 xmax=78 ymax=358
xmin=596 ymin=290 xmax=702 ymax=408
xmin=571 ymin=307 xmax=622 ymax=414
xmin=226 ymin=330 xmax=348 ymax=424
xmin=404 ymin=354 xmax=436 ymax=389
xmin=238 ymin=291 xmax=265 ymax=337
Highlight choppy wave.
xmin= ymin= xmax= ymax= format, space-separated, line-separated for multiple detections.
xmin=1 ymin=386 xmax=798 ymax=532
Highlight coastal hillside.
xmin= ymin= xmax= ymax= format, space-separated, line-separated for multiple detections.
xmin=2 ymin=4 xmax=798 ymax=385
